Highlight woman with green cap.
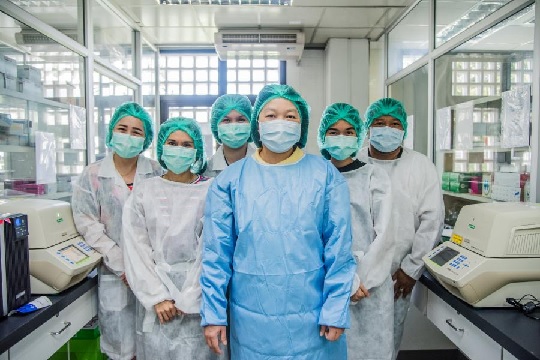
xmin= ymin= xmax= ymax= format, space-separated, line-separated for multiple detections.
xmin=122 ymin=117 xmax=216 ymax=360
xmin=357 ymin=98 xmax=444 ymax=359
xmin=318 ymin=102 xmax=394 ymax=360
xmin=205 ymin=94 xmax=255 ymax=177
xmin=200 ymin=84 xmax=356 ymax=359
xmin=72 ymin=102 xmax=163 ymax=360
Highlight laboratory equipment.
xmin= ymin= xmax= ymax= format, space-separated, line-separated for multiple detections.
xmin=423 ymin=202 xmax=540 ymax=307
xmin=0 ymin=199 xmax=102 ymax=294
xmin=0 ymin=213 xmax=31 ymax=316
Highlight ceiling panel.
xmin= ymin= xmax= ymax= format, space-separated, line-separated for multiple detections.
xmin=293 ymin=0 xmax=410 ymax=6
xmin=120 ymin=5 xmax=201 ymax=27
xmin=319 ymin=8 xmax=387 ymax=28
xmin=198 ymin=6 xmax=324 ymax=27
xmin=312 ymin=28 xmax=371 ymax=43
xmin=144 ymin=26 xmax=213 ymax=44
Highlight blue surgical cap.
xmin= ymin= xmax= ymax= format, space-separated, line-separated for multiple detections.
xmin=251 ymin=84 xmax=310 ymax=148
xmin=317 ymin=103 xmax=365 ymax=160
xmin=364 ymin=98 xmax=408 ymax=138
xmin=210 ymin=94 xmax=252 ymax=144
xmin=106 ymin=102 xmax=154 ymax=151
xmin=157 ymin=117 xmax=207 ymax=174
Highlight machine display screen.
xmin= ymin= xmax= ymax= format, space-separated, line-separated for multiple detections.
xmin=59 ymin=245 xmax=88 ymax=264
xmin=430 ymin=247 xmax=459 ymax=266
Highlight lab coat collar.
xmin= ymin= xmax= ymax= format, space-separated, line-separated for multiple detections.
xmin=98 ymin=152 xmax=154 ymax=183
xmin=210 ymin=143 xmax=256 ymax=171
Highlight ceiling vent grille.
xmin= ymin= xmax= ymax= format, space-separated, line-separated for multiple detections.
xmin=215 ymin=30 xmax=304 ymax=61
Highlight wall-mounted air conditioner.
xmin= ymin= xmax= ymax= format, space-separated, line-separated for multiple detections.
xmin=214 ymin=30 xmax=305 ymax=61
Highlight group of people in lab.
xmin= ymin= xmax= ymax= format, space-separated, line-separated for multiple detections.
xmin=71 ymin=83 xmax=444 ymax=360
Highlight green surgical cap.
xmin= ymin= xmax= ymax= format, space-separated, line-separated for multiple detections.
xmin=107 ymin=102 xmax=154 ymax=151
xmin=251 ymin=84 xmax=310 ymax=148
xmin=364 ymin=98 xmax=408 ymax=138
xmin=317 ymin=103 xmax=365 ymax=160
xmin=210 ymin=94 xmax=252 ymax=143
xmin=157 ymin=117 xmax=207 ymax=174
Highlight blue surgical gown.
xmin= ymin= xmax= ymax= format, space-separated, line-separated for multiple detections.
xmin=200 ymin=153 xmax=356 ymax=359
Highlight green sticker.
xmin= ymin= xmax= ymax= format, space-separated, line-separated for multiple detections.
xmin=468 ymin=224 xmax=475 ymax=230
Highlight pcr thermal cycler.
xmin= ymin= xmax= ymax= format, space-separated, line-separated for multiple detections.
xmin=0 ymin=199 xmax=102 ymax=294
xmin=423 ymin=202 xmax=540 ymax=307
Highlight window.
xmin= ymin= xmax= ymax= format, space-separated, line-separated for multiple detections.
xmin=451 ymin=59 xmax=501 ymax=96
xmin=159 ymin=51 xmax=285 ymax=155
xmin=159 ymin=54 xmax=219 ymax=96
xmin=511 ymin=58 xmax=533 ymax=87
xmin=227 ymin=59 xmax=281 ymax=95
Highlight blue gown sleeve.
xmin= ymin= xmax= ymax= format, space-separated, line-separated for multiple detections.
xmin=200 ymin=175 xmax=235 ymax=326
xmin=318 ymin=167 xmax=356 ymax=329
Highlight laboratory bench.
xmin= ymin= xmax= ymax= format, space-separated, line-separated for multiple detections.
xmin=0 ymin=275 xmax=97 ymax=360
xmin=419 ymin=271 xmax=540 ymax=360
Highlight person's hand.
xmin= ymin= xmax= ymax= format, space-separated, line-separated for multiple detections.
xmin=204 ymin=325 xmax=227 ymax=354
xmin=392 ymin=268 xmax=416 ymax=300
xmin=319 ymin=325 xmax=344 ymax=341
xmin=351 ymin=283 xmax=370 ymax=302
xmin=120 ymin=273 xmax=130 ymax=287
xmin=154 ymin=300 xmax=178 ymax=324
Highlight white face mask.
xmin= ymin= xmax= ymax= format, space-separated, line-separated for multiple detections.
xmin=259 ymin=119 xmax=301 ymax=153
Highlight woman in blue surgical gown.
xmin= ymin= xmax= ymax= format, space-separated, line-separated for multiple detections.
xmin=200 ymin=84 xmax=356 ymax=360
xmin=122 ymin=117 xmax=217 ymax=360
xmin=318 ymin=102 xmax=395 ymax=360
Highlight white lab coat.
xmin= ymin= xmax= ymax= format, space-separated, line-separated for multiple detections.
xmin=122 ymin=176 xmax=218 ymax=360
xmin=341 ymin=161 xmax=395 ymax=360
xmin=204 ymin=143 xmax=256 ymax=178
xmin=358 ymin=147 xmax=444 ymax=359
xmin=71 ymin=153 xmax=163 ymax=360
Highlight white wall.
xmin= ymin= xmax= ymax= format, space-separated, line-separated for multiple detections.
xmin=286 ymin=49 xmax=326 ymax=154
xmin=369 ymin=40 xmax=385 ymax=104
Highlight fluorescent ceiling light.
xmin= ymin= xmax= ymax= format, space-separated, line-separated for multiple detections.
xmin=158 ymin=0 xmax=292 ymax=5
xmin=436 ymin=0 xmax=511 ymax=44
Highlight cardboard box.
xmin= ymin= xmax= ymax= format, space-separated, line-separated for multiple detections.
xmin=4 ymin=75 xmax=16 ymax=91
xmin=3 ymin=56 xmax=17 ymax=78
xmin=494 ymin=172 xmax=520 ymax=188
xmin=17 ymin=65 xmax=42 ymax=84
xmin=491 ymin=185 xmax=521 ymax=202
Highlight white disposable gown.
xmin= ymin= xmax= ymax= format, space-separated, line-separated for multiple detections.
xmin=71 ymin=153 xmax=163 ymax=360
xmin=341 ymin=162 xmax=395 ymax=360
xmin=122 ymin=176 xmax=218 ymax=360
xmin=358 ymin=147 xmax=444 ymax=359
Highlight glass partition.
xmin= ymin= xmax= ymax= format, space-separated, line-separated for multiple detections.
xmin=93 ymin=1 xmax=133 ymax=75
xmin=93 ymin=72 xmax=134 ymax=160
xmin=388 ymin=0 xmax=429 ymax=76
xmin=434 ymin=4 xmax=534 ymax=205
xmin=7 ymin=0 xmax=83 ymax=45
xmin=0 ymin=9 xmax=85 ymax=199
xmin=388 ymin=65 xmax=429 ymax=155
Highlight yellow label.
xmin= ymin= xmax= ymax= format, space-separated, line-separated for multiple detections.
xmin=451 ymin=234 xmax=463 ymax=245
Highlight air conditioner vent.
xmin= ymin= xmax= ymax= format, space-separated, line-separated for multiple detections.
xmin=215 ymin=30 xmax=304 ymax=61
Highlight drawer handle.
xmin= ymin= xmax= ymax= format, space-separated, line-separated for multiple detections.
xmin=50 ymin=321 xmax=71 ymax=336
xmin=445 ymin=319 xmax=464 ymax=333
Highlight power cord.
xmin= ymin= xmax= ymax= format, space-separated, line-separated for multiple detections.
xmin=506 ymin=295 xmax=540 ymax=320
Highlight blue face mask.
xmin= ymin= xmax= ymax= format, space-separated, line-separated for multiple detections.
xmin=110 ymin=132 xmax=144 ymax=159
xmin=323 ymin=135 xmax=359 ymax=161
xmin=161 ymin=145 xmax=196 ymax=174
xmin=369 ymin=126 xmax=404 ymax=153
xmin=259 ymin=119 xmax=301 ymax=153
xmin=218 ymin=123 xmax=251 ymax=149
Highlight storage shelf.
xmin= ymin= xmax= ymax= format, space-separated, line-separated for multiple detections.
xmin=0 ymin=145 xmax=33 ymax=153
xmin=0 ymin=88 xmax=70 ymax=110
xmin=438 ymin=146 xmax=530 ymax=153
xmin=36 ymin=191 xmax=72 ymax=200
xmin=442 ymin=190 xmax=496 ymax=203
